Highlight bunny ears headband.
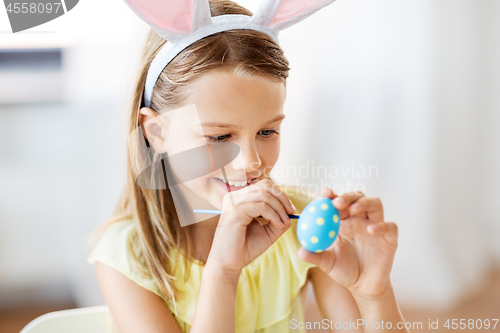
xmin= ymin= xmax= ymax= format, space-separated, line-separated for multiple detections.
xmin=124 ymin=0 xmax=337 ymax=109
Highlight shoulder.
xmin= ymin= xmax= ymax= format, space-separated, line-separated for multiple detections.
xmin=87 ymin=218 xmax=164 ymax=299
xmin=93 ymin=249 xmax=182 ymax=333
xmin=87 ymin=218 xmax=136 ymax=264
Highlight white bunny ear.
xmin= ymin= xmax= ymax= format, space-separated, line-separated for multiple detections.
xmin=251 ymin=0 xmax=336 ymax=33
xmin=124 ymin=0 xmax=212 ymax=43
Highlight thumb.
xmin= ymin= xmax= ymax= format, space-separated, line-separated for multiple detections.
xmin=321 ymin=186 xmax=337 ymax=199
xmin=297 ymin=246 xmax=336 ymax=272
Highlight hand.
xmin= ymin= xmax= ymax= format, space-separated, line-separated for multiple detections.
xmin=298 ymin=187 xmax=398 ymax=299
xmin=207 ymin=179 xmax=295 ymax=275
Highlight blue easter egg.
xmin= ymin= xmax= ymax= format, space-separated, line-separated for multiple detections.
xmin=296 ymin=197 xmax=340 ymax=253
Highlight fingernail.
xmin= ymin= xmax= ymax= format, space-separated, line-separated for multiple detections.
xmin=334 ymin=197 xmax=345 ymax=206
xmin=352 ymin=203 xmax=360 ymax=210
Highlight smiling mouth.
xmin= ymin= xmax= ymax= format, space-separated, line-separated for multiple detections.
xmin=214 ymin=177 xmax=257 ymax=187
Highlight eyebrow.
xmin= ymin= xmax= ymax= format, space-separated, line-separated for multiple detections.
xmin=201 ymin=114 xmax=285 ymax=129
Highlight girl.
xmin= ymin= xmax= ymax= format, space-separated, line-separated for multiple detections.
xmin=86 ymin=0 xmax=409 ymax=332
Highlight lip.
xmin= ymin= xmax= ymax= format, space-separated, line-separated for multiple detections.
xmin=213 ymin=177 xmax=257 ymax=192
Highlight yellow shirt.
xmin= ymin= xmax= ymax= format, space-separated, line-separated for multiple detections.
xmin=87 ymin=185 xmax=318 ymax=332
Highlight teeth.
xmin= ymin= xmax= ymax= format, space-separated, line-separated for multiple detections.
xmin=218 ymin=178 xmax=252 ymax=187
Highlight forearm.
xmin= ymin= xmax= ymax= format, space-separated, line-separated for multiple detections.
xmin=190 ymin=262 xmax=240 ymax=333
xmin=351 ymin=283 xmax=410 ymax=333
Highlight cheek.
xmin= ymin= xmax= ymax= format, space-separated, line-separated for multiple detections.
xmin=259 ymin=137 xmax=281 ymax=167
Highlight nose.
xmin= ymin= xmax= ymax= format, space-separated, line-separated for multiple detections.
xmin=231 ymin=139 xmax=261 ymax=174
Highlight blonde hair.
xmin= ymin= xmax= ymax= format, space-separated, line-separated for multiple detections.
xmin=86 ymin=0 xmax=290 ymax=307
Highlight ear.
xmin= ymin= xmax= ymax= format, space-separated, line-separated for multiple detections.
xmin=123 ymin=0 xmax=212 ymax=43
xmin=138 ymin=107 xmax=166 ymax=153
xmin=251 ymin=0 xmax=336 ymax=33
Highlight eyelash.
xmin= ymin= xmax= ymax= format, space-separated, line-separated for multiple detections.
xmin=206 ymin=129 xmax=279 ymax=143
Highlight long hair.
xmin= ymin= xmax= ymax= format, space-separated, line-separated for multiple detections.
xmin=86 ymin=0 xmax=290 ymax=307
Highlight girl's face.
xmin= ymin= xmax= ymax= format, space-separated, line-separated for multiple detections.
xmin=189 ymin=69 xmax=286 ymax=208
xmin=142 ymin=69 xmax=286 ymax=221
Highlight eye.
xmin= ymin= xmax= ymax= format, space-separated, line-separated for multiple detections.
xmin=259 ymin=129 xmax=279 ymax=138
xmin=206 ymin=134 xmax=231 ymax=142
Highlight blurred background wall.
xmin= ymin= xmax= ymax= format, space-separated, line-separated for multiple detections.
xmin=0 ymin=0 xmax=147 ymax=309
xmin=0 ymin=0 xmax=499 ymax=328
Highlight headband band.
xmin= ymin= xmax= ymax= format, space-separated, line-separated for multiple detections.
xmin=124 ymin=0 xmax=337 ymax=109
xmin=144 ymin=14 xmax=279 ymax=108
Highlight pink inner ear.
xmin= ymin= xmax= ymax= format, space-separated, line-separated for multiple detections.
xmin=127 ymin=0 xmax=193 ymax=34
xmin=270 ymin=0 xmax=331 ymax=26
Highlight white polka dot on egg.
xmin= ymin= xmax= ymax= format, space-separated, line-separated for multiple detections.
xmin=301 ymin=223 xmax=307 ymax=230
xmin=333 ymin=214 xmax=339 ymax=223
xmin=321 ymin=203 xmax=328 ymax=210
xmin=316 ymin=217 xmax=324 ymax=225
xmin=309 ymin=206 xmax=316 ymax=213
xmin=301 ymin=240 xmax=307 ymax=247
xmin=311 ymin=236 xmax=319 ymax=244
xmin=329 ymin=230 xmax=335 ymax=238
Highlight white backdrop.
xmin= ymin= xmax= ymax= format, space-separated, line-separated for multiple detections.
xmin=0 ymin=0 xmax=499 ymax=312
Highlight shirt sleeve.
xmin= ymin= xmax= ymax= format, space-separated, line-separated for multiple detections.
xmin=86 ymin=219 xmax=165 ymax=301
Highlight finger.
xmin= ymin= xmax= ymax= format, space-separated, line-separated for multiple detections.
xmin=245 ymin=201 xmax=285 ymax=230
xmin=220 ymin=201 xmax=283 ymax=230
xmin=351 ymin=197 xmax=384 ymax=222
xmin=336 ymin=207 xmax=351 ymax=221
xmin=259 ymin=189 xmax=291 ymax=225
xmin=319 ymin=187 xmax=346 ymax=218
xmin=367 ymin=221 xmax=398 ymax=246
xmin=268 ymin=181 xmax=296 ymax=215
xmin=332 ymin=191 xmax=365 ymax=220
xmin=257 ymin=179 xmax=295 ymax=215
xmin=263 ymin=213 xmax=292 ymax=241
xmin=253 ymin=216 xmax=270 ymax=225
xmin=240 ymin=184 xmax=291 ymax=224
xmin=221 ymin=189 xmax=251 ymax=212
xmin=321 ymin=186 xmax=338 ymax=199
xmin=297 ymin=246 xmax=336 ymax=273
xmin=332 ymin=191 xmax=366 ymax=210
